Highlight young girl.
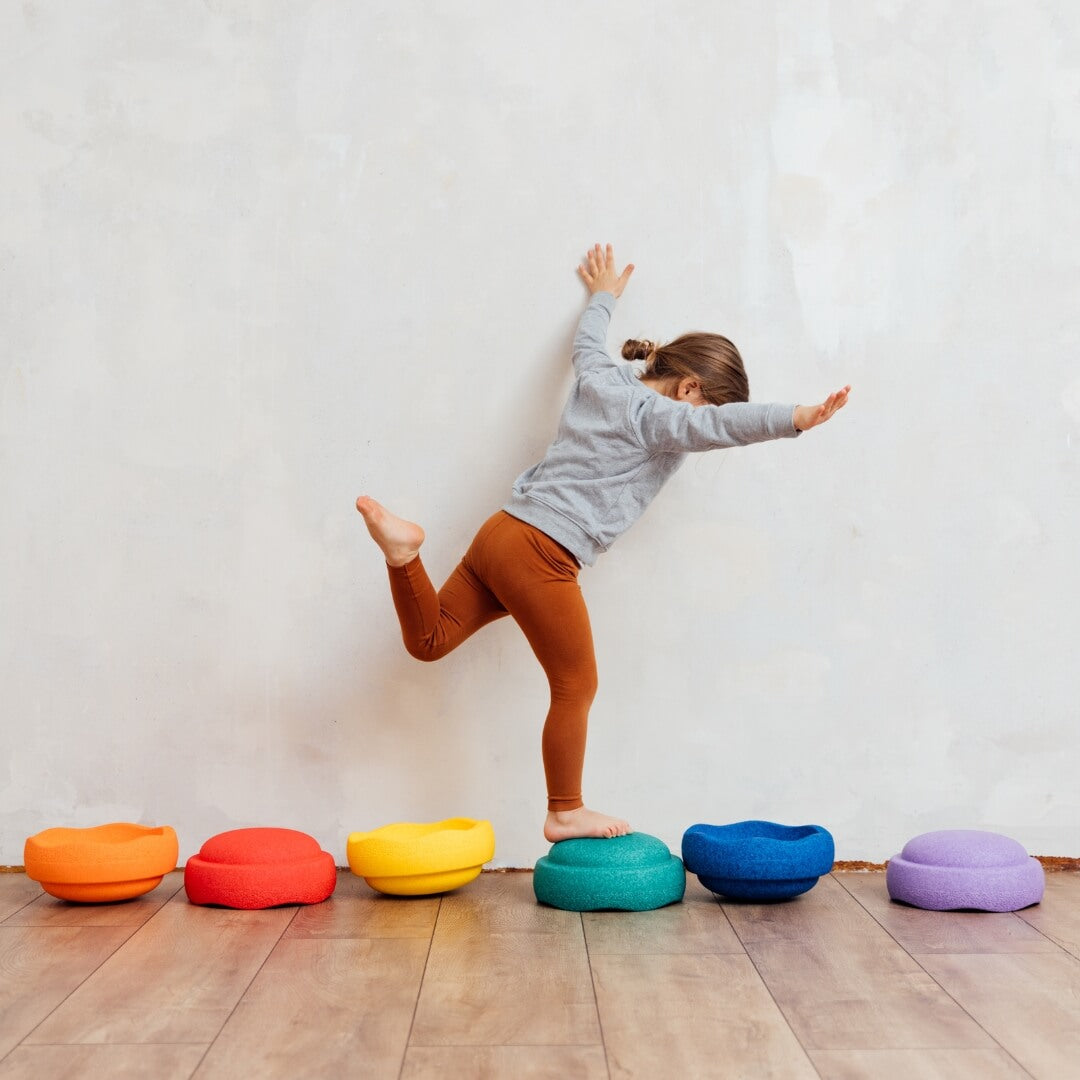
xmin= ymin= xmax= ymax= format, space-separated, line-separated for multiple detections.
xmin=357 ymin=243 xmax=850 ymax=843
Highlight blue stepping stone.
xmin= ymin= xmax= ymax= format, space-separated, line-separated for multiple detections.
xmin=533 ymin=832 xmax=685 ymax=912
xmin=682 ymin=820 xmax=834 ymax=901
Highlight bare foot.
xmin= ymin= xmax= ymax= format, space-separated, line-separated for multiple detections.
xmin=544 ymin=807 xmax=632 ymax=843
xmin=355 ymin=496 xmax=425 ymax=567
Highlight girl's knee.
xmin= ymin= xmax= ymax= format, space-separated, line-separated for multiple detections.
xmin=404 ymin=636 xmax=450 ymax=663
xmin=551 ymin=666 xmax=598 ymax=705
xmin=581 ymin=669 xmax=599 ymax=702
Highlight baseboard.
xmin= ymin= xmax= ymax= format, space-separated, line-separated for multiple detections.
xmin=4 ymin=855 xmax=1078 ymax=875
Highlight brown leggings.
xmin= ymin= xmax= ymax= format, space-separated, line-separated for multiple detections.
xmin=386 ymin=511 xmax=596 ymax=811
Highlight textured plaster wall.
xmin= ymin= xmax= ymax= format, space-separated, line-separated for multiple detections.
xmin=2 ymin=2 xmax=1078 ymax=867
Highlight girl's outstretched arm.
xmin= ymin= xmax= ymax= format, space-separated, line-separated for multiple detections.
xmin=794 ymin=386 xmax=851 ymax=431
xmin=570 ymin=243 xmax=634 ymax=376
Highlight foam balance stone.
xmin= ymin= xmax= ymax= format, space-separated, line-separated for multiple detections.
xmin=347 ymin=818 xmax=495 ymax=895
xmin=682 ymin=820 xmax=834 ymax=901
xmin=533 ymin=832 xmax=685 ymax=911
xmin=24 ymin=823 xmax=179 ymax=903
xmin=184 ymin=828 xmax=337 ymax=909
xmin=886 ymin=829 xmax=1045 ymax=912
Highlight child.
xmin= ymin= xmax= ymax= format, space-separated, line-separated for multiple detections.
xmin=357 ymin=243 xmax=850 ymax=843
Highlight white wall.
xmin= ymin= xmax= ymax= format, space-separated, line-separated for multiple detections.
xmin=3 ymin=1 xmax=1078 ymax=868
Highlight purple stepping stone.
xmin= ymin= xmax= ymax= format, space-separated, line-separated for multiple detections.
xmin=886 ymin=829 xmax=1044 ymax=912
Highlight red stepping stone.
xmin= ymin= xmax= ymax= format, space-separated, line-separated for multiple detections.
xmin=184 ymin=827 xmax=336 ymax=909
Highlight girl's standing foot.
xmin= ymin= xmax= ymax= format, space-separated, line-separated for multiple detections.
xmin=356 ymin=496 xmax=425 ymax=567
xmin=544 ymin=807 xmax=631 ymax=842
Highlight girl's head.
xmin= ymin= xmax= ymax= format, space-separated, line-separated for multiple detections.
xmin=622 ymin=333 xmax=749 ymax=407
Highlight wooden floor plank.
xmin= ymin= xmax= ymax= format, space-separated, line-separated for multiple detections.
xmin=400 ymin=1045 xmax=609 ymax=1080
xmin=434 ymin=872 xmax=576 ymax=936
xmin=724 ymin=875 xmax=994 ymax=1050
xmin=285 ymin=870 xmax=439 ymax=940
xmin=409 ymin=873 xmax=601 ymax=1047
xmin=2 ymin=872 xmax=184 ymax=929
xmin=193 ymin=937 xmax=429 ymax=1079
xmin=809 ymin=1048 xmax=1031 ymax=1080
xmin=583 ymin=873 xmax=743 ymax=955
xmin=24 ymin=891 xmax=295 ymax=1045
xmin=835 ymin=872 xmax=1058 ymax=954
xmin=1014 ymin=872 xmax=1080 ymax=959
xmin=0 ymin=926 xmax=132 ymax=1058
xmin=0 ymin=1043 xmax=207 ymax=1080
xmin=0 ymin=876 xmax=43 ymax=923
xmin=592 ymin=953 xmax=817 ymax=1079
xmin=915 ymin=953 xmax=1080 ymax=1079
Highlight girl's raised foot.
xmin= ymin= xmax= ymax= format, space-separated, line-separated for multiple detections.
xmin=544 ymin=807 xmax=631 ymax=843
xmin=355 ymin=496 xmax=425 ymax=567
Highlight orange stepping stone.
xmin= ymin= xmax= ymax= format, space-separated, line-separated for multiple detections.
xmin=24 ymin=823 xmax=179 ymax=902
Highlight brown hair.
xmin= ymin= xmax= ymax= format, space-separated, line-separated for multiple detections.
xmin=621 ymin=333 xmax=749 ymax=405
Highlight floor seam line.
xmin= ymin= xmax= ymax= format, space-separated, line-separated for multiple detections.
xmin=719 ymin=884 xmax=825 ymax=1080
xmin=9 ymin=881 xmax=186 ymax=1056
xmin=398 ymin=893 xmax=440 ymax=1080
xmin=581 ymin=911 xmax=613 ymax=1080
xmin=185 ymin=902 xmax=301 ymax=1076
xmin=832 ymin=872 xmax=1037 ymax=1078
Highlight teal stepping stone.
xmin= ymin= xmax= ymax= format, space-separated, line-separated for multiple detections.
xmin=533 ymin=832 xmax=685 ymax=911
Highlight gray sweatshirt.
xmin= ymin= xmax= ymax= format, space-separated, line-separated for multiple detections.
xmin=503 ymin=291 xmax=800 ymax=566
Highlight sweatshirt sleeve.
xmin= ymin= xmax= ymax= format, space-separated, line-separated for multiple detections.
xmin=571 ymin=291 xmax=618 ymax=375
xmin=631 ymin=394 xmax=801 ymax=453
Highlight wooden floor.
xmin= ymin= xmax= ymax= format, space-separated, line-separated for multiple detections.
xmin=1 ymin=869 xmax=1078 ymax=1079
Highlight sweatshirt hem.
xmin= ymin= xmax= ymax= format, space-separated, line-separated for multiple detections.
xmin=502 ymin=495 xmax=603 ymax=567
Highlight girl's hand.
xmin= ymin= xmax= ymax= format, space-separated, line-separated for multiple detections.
xmin=794 ymin=386 xmax=851 ymax=431
xmin=578 ymin=242 xmax=635 ymax=298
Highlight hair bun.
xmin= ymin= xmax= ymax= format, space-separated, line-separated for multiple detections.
xmin=621 ymin=338 xmax=655 ymax=362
